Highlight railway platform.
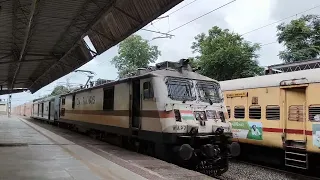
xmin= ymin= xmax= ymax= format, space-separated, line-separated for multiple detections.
xmin=0 ymin=115 xmax=214 ymax=180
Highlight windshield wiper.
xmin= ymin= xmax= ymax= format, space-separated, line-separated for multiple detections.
xmin=208 ymin=98 xmax=213 ymax=105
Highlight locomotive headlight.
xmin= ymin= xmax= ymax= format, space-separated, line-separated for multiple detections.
xmin=223 ymin=125 xmax=231 ymax=133
xmin=195 ymin=113 xmax=200 ymax=120
xmin=194 ymin=111 xmax=206 ymax=121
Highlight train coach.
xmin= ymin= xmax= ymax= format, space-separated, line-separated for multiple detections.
xmin=220 ymin=68 xmax=320 ymax=170
xmin=31 ymin=96 xmax=60 ymax=122
xmin=13 ymin=101 xmax=32 ymax=117
xmin=27 ymin=59 xmax=239 ymax=177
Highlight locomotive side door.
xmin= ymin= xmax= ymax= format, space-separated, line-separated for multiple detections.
xmin=131 ymin=79 xmax=141 ymax=130
xmin=49 ymin=100 xmax=55 ymax=121
xmin=283 ymin=87 xmax=307 ymax=142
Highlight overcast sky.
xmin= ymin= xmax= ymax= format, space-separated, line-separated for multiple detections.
xmin=8 ymin=0 xmax=320 ymax=107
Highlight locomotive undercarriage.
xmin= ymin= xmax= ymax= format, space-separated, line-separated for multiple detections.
xmin=171 ymin=132 xmax=235 ymax=177
xmin=52 ymin=120 xmax=237 ymax=177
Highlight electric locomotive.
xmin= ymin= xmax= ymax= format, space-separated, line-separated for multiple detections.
xmin=29 ymin=59 xmax=239 ymax=177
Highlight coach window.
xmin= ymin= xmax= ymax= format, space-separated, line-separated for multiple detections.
xmin=309 ymin=105 xmax=320 ymax=122
xmin=143 ymin=81 xmax=154 ymax=99
xmin=72 ymin=95 xmax=75 ymax=109
xmin=103 ymin=87 xmax=114 ymax=110
xmin=266 ymin=105 xmax=280 ymax=120
xmin=288 ymin=105 xmax=303 ymax=121
xmin=234 ymin=106 xmax=245 ymax=119
xmin=249 ymin=105 xmax=261 ymax=119
xmin=226 ymin=106 xmax=231 ymax=118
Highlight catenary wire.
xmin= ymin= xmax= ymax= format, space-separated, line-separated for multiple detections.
xmin=168 ymin=0 xmax=237 ymax=33
xmin=241 ymin=4 xmax=320 ymax=36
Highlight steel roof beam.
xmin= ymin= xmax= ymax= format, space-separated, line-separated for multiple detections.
xmin=0 ymin=58 xmax=56 ymax=65
xmin=10 ymin=0 xmax=39 ymax=90
xmin=0 ymin=53 xmax=12 ymax=60
xmin=29 ymin=0 xmax=116 ymax=90
xmin=113 ymin=6 xmax=142 ymax=24
xmin=0 ymin=89 xmax=28 ymax=95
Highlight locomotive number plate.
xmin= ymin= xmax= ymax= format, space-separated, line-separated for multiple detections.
xmin=173 ymin=125 xmax=187 ymax=132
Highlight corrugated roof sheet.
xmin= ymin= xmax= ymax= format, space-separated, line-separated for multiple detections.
xmin=0 ymin=0 xmax=183 ymax=93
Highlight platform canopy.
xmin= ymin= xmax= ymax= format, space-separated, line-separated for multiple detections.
xmin=0 ymin=0 xmax=183 ymax=94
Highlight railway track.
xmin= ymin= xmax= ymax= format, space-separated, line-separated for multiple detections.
xmin=218 ymin=159 xmax=319 ymax=180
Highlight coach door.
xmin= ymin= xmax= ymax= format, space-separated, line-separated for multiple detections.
xmin=283 ymin=87 xmax=307 ymax=142
xmin=49 ymin=100 xmax=55 ymax=121
xmin=131 ymin=79 xmax=141 ymax=131
xmin=37 ymin=104 xmax=40 ymax=116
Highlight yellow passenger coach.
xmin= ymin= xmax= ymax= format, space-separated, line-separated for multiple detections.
xmin=220 ymin=68 xmax=320 ymax=170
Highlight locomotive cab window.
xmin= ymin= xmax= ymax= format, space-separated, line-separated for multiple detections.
xmin=249 ymin=105 xmax=261 ymax=119
xmin=266 ymin=105 xmax=280 ymax=120
xmin=166 ymin=77 xmax=196 ymax=101
xmin=234 ymin=106 xmax=245 ymax=119
xmin=103 ymin=87 xmax=114 ymax=110
xmin=309 ymin=105 xmax=320 ymax=121
xmin=143 ymin=81 xmax=154 ymax=99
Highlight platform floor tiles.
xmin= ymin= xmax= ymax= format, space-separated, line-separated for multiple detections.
xmin=0 ymin=116 xmax=214 ymax=180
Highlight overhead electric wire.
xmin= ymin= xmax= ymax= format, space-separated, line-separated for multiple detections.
xmin=148 ymin=0 xmax=201 ymax=26
xmin=241 ymin=4 xmax=320 ymax=36
xmin=167 ymin=0 xmax=200 ymax=17
xmin=143 ymin=0 xmax=202 ymax=36
xmin=168 ymin=0 xmax=236 ymax=33
xmin=259 ymin=30 xmax=320 ymax=47
xmin=141 ymin=29 xmax=173 ymax=36
xmin=260 ymin=41 xmax=277 ymax=46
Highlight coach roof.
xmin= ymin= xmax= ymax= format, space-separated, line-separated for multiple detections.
xmin=220 ymin=68 xmax=320 ymax=91
xmin=61 ymin=68 xmax=218 ymax=96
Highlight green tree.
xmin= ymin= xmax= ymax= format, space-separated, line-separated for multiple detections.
xmin=191 ymin=26 xmax=263 ymax=81
xmin=112 ymin=35 xmax=161 ymax=78
xmin=187 ymin=57 xmax=199 ymax=69
xmin=51 ymin=85 xmax=69 ymax=96
xmin=277 ymin=15 xmax=320 ymax=63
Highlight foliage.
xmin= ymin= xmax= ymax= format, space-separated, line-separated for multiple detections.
xmin=51 ymin=85 xmax=69 ymax=96
xmin=277 ymin=15 xmax=320 ymax=63
xmin=187 ymin=57 xmax=199 ymax=69
xmin=111 ymin=35 xmax=161 ymax=78
xmin=95 ymin=78 xmax=107 ymax=86
xmin=191 ymin=26 xmax=263 ymax=81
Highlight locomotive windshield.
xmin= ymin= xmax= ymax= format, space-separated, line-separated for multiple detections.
xmin=196 ymin=80 xmax=222 ymax=103
xmin=166 ymin=77 xmax=196 ymax=101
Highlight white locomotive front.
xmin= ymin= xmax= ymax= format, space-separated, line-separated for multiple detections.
xmin=147 ymin=59 xmax=240 ymax=176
